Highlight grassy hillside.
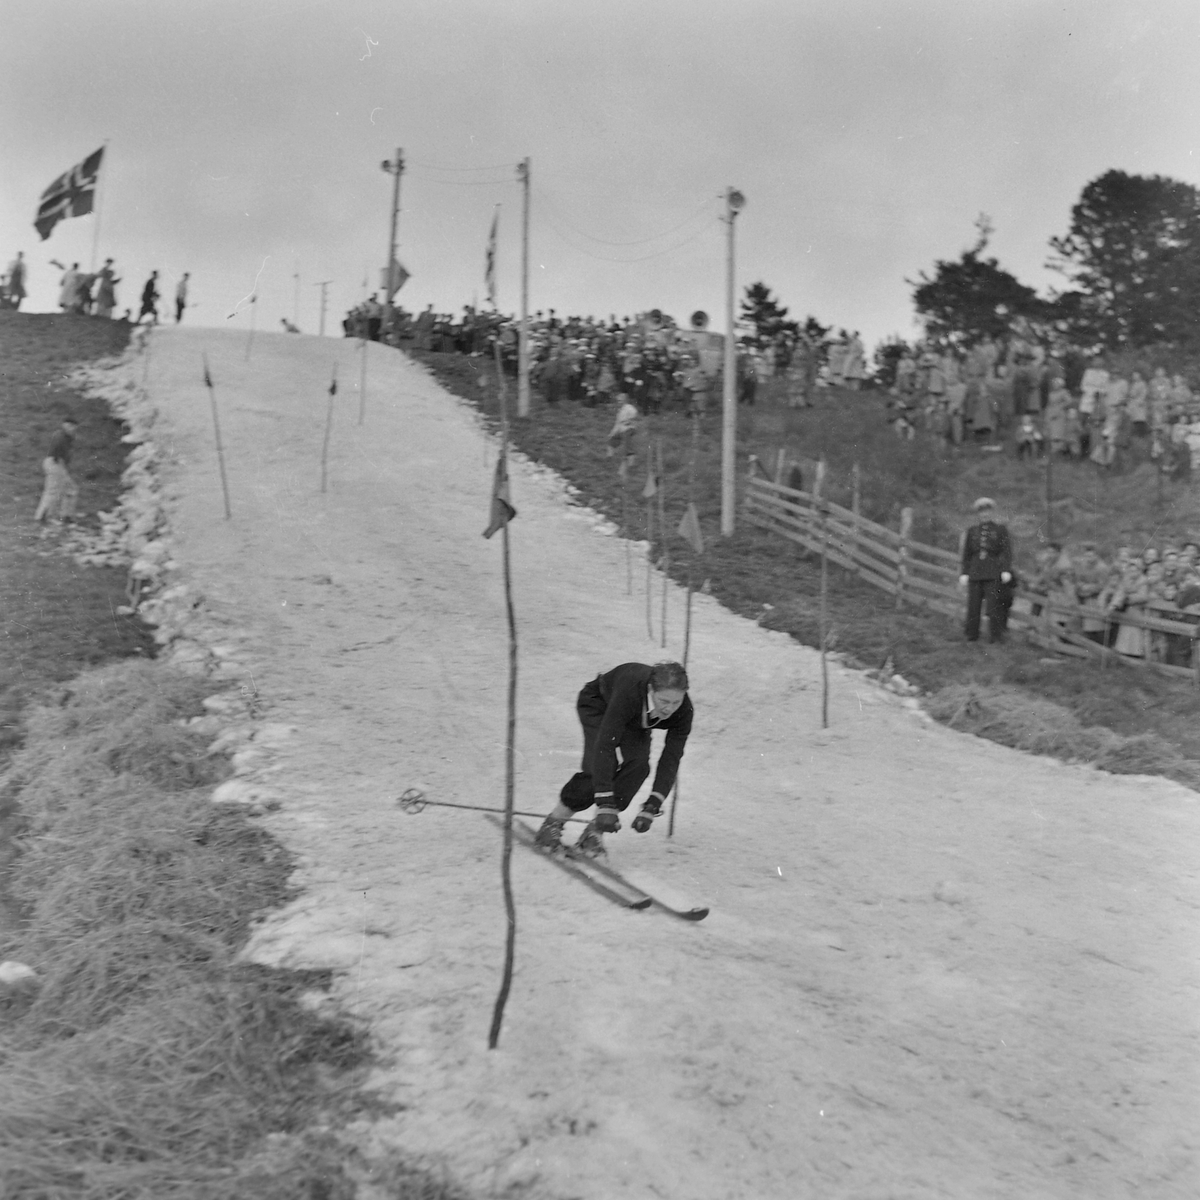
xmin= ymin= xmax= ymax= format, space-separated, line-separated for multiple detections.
xmin=411 ymin=348 xmax=1200 ymax=788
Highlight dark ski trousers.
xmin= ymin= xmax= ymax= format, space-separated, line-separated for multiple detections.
xmin=559 ymin=719 xmax=651 ymax=813
xmin=965 ymin=578 xmax=1004 ymax=642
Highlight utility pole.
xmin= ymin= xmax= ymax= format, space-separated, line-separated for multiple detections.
xmin=721 ymin=187 xmax=745 ymax=536
xmin=517 ymin=157 xmax=531 ymax=418
xmin=314 ymin=281 xmax=332 ymax=336
xmin=381 ymin=148 xmax=404 ymax=339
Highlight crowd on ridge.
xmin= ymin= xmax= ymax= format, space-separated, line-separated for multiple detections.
xmin=888 ymin=334 xmax=1200 ymax=476
xmin=342 ymin=297 xmax=872 ymax=415
xmin=2 ymin=251 xmax=191 ymax=325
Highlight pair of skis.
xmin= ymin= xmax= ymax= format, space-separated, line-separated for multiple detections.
xmin=485 ymin=814 xmax=709 ymax=921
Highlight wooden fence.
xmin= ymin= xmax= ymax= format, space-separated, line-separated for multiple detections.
xmin=743 ymin=471 xmax=1200 ymax=685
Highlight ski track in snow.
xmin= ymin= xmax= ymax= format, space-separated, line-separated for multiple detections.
xmin=83 ymin=328 xmax=1199 ymax=1199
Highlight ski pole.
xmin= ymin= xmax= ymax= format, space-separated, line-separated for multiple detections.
xmin=396 ymin=788 xmax=588 ymax=823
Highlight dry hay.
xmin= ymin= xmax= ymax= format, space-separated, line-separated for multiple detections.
xmin=0 ymin=660 xmax=469 ymax=1200
xmin=927 ymin=682 xmax=1200 ymax=790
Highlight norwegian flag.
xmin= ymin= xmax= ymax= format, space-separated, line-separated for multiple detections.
xmin=34 ymin=147 xmax=104 ymax=241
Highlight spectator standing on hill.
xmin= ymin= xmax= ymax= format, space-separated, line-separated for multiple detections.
xmin=136 ymin=271 xmax=159 ymax=324
xmin=1128 ymin=372 xmax=1149 ymax=436
xmin=174 ymin=273 xmax=189 ymax=323
xmin=959 ymin=497 xmax=1013 ymax=643
xmin=1149 ymin=367 xmax=1172 ymax=432
xmin=34 ymin=417 xmax=80 ymax=525
xmin=94 ymin=259 xmax=119 ymax=318
xmin=58 ymin=262 xmax=79 ymax=311
xmin=4 ymin=251 xmax=27 ymax=309
xmin=533 ymin=661 xmax=693 ymax=859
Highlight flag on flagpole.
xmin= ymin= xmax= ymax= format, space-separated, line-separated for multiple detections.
xmin=677 ymin=502 xmax=704 ymax=554
xmin=483 ymin=453 xmax=517 ymax=538
xmin=485 ymin=206 xmax=499 ymax=309
xmin=35 ymin=147 xmax=104 ymax=241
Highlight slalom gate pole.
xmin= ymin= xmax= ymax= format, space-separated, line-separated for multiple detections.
xmin=245 ymin=294 xmax=257 ymax=362
xmin=816 ymin=458 xmax=829 ymax=729
xmin=358 ymin=338 xmax=368 ymax=425
xmin=488 ymin=340 xmax=519 ymax=1051
xmin=201 ymin=354 xmax=232 ymax=520
xmin=657 ymin=438 xmax=668 ymax=649
xmin=645 ymin=451 xmax=655 ymax=641
xmin=320 ymin=363 xmax=337 ymax=494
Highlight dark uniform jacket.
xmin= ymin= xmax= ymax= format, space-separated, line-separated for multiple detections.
xmin=960 ymin=519 xmax=1013 ymax=581
xmin=578 ymin=662 xmax=693 ymax=799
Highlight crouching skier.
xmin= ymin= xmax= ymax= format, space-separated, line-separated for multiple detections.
xmin=534 ymin=661 xmax=692 ymax=859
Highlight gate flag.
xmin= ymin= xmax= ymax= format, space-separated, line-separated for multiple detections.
xmin=482 ymin=452 xmax=517 ymax=539
xmin=35 ymin=147 xmax=104 ymax=241
xmin=677 ymin=501 xmax=704 ymax=554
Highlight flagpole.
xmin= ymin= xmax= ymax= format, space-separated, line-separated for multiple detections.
xmin=90 ymin=140 xmax=109 ymax=272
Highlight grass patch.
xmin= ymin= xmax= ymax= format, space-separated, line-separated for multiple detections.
xmin=411 ymin=348 xmax=1200 ymax=787
xmin=0 ymin=660 xmax=472 ymax=1199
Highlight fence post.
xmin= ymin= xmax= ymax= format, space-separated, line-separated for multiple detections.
xmin=774 ymin=447 xmax=787 ymax=485
xmin=896 ymin=506 xmax=912 ymax=611
xmin=851 ymin=462 xmax=861 ymax=518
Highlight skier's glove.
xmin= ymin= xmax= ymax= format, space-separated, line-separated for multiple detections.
xmin=594 ymin=806 xmax=621 ymax=834
xmin=632 ymin=793 xmax=665 ymax=834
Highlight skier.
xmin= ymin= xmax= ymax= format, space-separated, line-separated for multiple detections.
xmin=535 ymin=660 xmax=693 ymax=858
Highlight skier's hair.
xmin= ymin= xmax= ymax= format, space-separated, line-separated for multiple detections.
xmin=649 ymin=661 xmax=688 ymax=692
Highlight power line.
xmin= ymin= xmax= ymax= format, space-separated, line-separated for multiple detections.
xmin=538 ymin=205 xmax=719 ymax=264
xmin=535 ymin=189 xmax=717 ymax=246
xmin=405 ymin=158 xmax=516 ymax=172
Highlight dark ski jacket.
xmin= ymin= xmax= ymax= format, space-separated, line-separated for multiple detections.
xmin=578 ymin=662 xmax=692 ymax=800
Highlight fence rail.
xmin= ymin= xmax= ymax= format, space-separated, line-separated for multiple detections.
xmin=744 ymin=473 xmax=1200 ymax=685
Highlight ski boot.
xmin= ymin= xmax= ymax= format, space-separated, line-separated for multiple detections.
xmin=533 ymin=815 xmax=566 ymax=853
xmin=572 ymin=807 xmax=619 ymax=859
xmin=631 ymin=794 xmax=664 ymax=833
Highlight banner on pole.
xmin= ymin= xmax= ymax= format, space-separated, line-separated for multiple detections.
xmin=35 ymin=147 xmax=104 ymax=241
xmin=483 ymin=454 xmax=517 ymax=539
xmin=380 ymin=260 xmax=410 ymax=298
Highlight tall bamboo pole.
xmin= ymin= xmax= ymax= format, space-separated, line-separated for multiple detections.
xmin=320 ymin=364 xmax=337 ymax=494
xmin=815 ymin=458 xmax=829 ymax=728
xmin=201 ymin=354 xmax=232 ymax=520
xmin=657 ymin=438 xmax=668 ymax=649
xmin=488 ymin=340 xmax=519 ymax=1050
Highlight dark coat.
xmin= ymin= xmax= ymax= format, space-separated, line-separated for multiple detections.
xmin=578 ymin=662 xmax=692 ymax=799
xmin=960 ymin=519 xmax=1013 ymax=581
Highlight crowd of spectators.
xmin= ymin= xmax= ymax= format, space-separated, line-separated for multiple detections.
xmin=1 ymin=253 xmax=189 ymax=324
xmin=889 ymin=333 xmax=1200 ymax=476
xmin=341 ymin=299 xmax=877 ymax=416
xmin=1027 ymin=539 xmax=1200 ymax=665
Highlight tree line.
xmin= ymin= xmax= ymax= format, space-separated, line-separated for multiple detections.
xmin=913 ymin=169 xmax=1200 ymax=352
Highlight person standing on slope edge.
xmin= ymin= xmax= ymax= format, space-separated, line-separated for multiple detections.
xmin=535 ymin=661 xmax=693 ymax=859
xmin=959 ymin=496 xmax=1013 ymax=643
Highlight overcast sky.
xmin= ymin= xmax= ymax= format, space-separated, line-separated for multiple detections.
xmin=2 ymin=1 xmax=1198 ymax=349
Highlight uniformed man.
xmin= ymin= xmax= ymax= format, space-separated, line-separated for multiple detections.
xmin=959 ymin=497 xmax=1013 ymax=643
